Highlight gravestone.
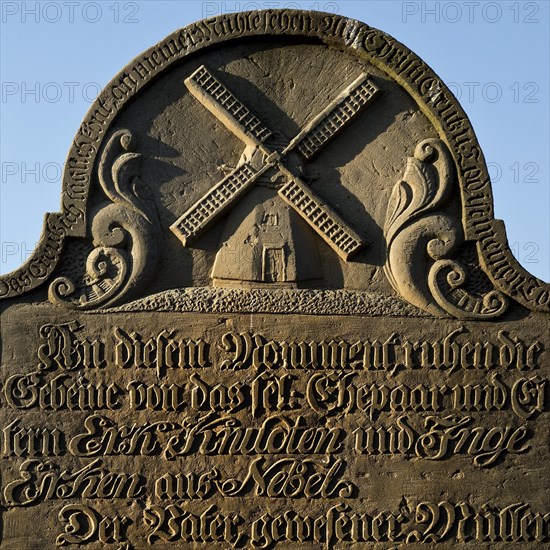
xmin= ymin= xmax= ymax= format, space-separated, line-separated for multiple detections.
xmin=1 ymin=10 xmax=549 ymax=548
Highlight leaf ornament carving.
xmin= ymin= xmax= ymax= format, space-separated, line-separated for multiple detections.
xmin=384 ymin=138 xmax=508 ymax=320
xmin=49 ymin=130 xmax=160 ymax=309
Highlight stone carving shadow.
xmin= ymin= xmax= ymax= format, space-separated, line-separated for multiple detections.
xmin=132 ymin=136 xmax=191 ymax=292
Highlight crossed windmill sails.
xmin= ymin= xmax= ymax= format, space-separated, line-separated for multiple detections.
xmin=170 ymin=65 xmax=381 ymax=261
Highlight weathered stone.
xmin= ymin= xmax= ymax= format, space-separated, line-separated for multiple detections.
xmin=1 ymin=10 xmax=548 ymax=548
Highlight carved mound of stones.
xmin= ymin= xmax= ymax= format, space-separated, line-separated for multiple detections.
xmin=109 ymin=287 xmax=430 ymax=316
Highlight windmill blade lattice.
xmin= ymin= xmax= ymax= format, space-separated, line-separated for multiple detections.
xmin=185 ymin=65 xmax=273 ymax=147
xmin=277 ymin=169 xmax=364 ymax=260
xmin=285 ymin=73 xmax=380 ymax=160
xmin=171 ymin=162 xmax=271 ymax=246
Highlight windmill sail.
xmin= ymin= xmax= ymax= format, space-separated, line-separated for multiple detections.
xmin=171 ymin=162 xmax=271 ymax=246
xmin=185 ymin=65 xmax=272 ymax=147
xmin=285 ymin=73 xmax=380 ymax=160
xmin=277 ymin=168 xmax=364 ymax=260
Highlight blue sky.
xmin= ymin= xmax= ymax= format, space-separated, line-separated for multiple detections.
xmin=1 ymin=0 xmax=548 ymax=281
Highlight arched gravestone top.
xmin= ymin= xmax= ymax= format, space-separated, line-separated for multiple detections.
xmin=0 ymin=9 xmax=547 ymax=316
xmin=1 ymin=11 xmax=549 ymax=549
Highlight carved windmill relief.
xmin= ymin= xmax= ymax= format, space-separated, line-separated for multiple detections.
xmin=170 ymin=65 xmax=380 ymax=287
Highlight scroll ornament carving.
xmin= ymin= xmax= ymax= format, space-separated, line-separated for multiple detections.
xmin=48 ymin=130 xmax=159 ymax=309
xmin=385 ymin=138 xmax=508 ymax=320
